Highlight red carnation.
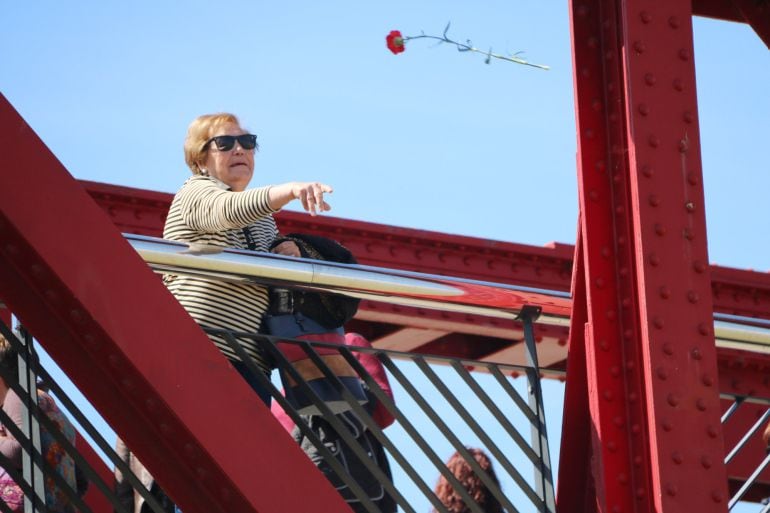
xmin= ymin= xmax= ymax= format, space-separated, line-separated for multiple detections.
xmin=386 ymin=30 xmax=405 ymax=55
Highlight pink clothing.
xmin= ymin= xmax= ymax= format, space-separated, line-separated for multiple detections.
xmin=271 ymin=332 xmax=395 ymax=431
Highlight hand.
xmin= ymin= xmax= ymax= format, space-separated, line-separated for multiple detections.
xmin=292 ymin=182 xmax=333 ymax=216
xmin=763 ymin=421 xmax=770 ymax=448
xmin=272 ymin=241 xmax=301 ymax=257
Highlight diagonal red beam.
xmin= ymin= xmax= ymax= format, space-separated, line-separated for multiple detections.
xmin=734 ymin=0 xmax=770 ymax=48
xmin=0 ymin=93 xmax=348 ymax=513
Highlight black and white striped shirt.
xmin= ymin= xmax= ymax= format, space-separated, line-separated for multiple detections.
xmin=162 ymin=175 xmax=278 ymax=373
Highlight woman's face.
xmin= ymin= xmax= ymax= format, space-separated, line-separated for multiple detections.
xmin=202 ymin=122 xmax=255 ymax=191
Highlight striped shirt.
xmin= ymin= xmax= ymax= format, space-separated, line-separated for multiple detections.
xmin=162 ymin=175 xmax=279 ymax=373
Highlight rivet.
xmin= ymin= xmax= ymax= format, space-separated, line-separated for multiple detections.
xmin=605 ymin=50 xmax=614 ymax=61
xmin=626 ymin=360 xmax=635 ymax=371
xmin=678 ymin=139 xmax=689 ymax=152
xmin=697 ymin=323 xmax=710 ymax=336
xmin=648 ymin=135 xmax=660 ymax=148
xmin=619 ymin=267 xmax=628 ymax=277
xmin=678 ymin=48 xmax=690 ymax=61
xmin=685 ymin=201 xmax=695 ymax=212
xmin=606 ymin=309 xmax=616 ymax=320
xmin=638 ymin=103 xmax=650 ymax=115
xmin=673 ymin=79 xmax=684 ymax=91
xmin=596 ymin=160 xmax=606 ymax=172
xmin=636 ymin=488 xmax=645 ymax=499
xmin=663 ymin=342 xmax=674 ymax=355
xmin=611 ymin=506 xmax=620 ymax=513
xmin=600 ymin=339 xmax=610 ymax=351
xmin=659 ymin=286 xmax=671 ymax=298
xmin=683 ymin=227 xmax=694 ymax=240
xmin=653 ymin=317 xmax=664 ymax=329
xmin=631 ymin=422 xmax=640 ymax=433
xmin=649 ymin=253 xmax=660 ymax=266
xmin=696 ymin=398 xmax=707 ymax=411
xmin=633 ymin=41 xmax=646 ymax=54
xmin=577 ymin=5 xmax=589 ymax=17
xmin=707 ymin=425 xmax=719 ymax=438
xmin=693 ymin=260 xmax=706 ymax=273
xmin=621 ymin=297 xmax=631 ymax=309
xmin=667 ymin=393 xmax=679 ymax=407
xmin=649 ymin=194 xmax=660 ymax=206
xmin=184 ymin=443 xmax=196 ymax=456
xmin=220 ymin=487 xmax=232 ymax=502
xmin=672 ymin=452 xmax=684 ymax=464
xmin=618 ymin=235 xmax=626 ymax=247
xmin=607 ymin=441 xmax=617 ymax=452
xmin=160 ymin=423 xmax=171 ymax=434
xmin=70 ymin=309 xmax=85 ymax=323
xmin=601 ymin=246 xmax=611 ymax=258
xmin=30 ymin=264 xmax=44 ymax=277
xmin=618 ymin=473 xmax=628 ymax=485
xmin=656 ymin=367 xmax=668 ymax=380
xmin=640 ymin=11 xmax=652 ymax=23
xmin=641 ymin=165 xmax=653 ymax=177
xmin=3 ymin=244 xmax=19 ymax=256
xmin=581 ymin=67 xmax=590 ymax=77
xmin=584 ymin=128 xmax=595 ymax=139
xmin=615 ymin=205 xmax=625 ymax=216
xmin=612 ymin=172 xmax=621 ymax=183
xmin=692 ymin=347 xmax=703 ymax=359
xmin=687 ymin=172 xmax=698 ymax=185
xmin=666 ymin=483 xmax=677 ymax=496
xmin=603 ymin=390 xmax=614 ymax=401
xmin=669 ymin=16 xmax=681 ymax=28
xmin=610 ymin=365 xmax=620 ymax=377
xmin=589 ymin=190 xmax=599 ymax=202
xmin=623 ymin=328 xmax=633 ymax=339
xmin=591 ymin=98 xmax=601 ymax=111
xmin=702 ymin=374 xmax=713 ymax=387
xmin=595 ymin=277 xmax=605 ymax=288
xmin=121 ymin=378 xmax=134 ymax=389
xmin=613 ymin=416 xmax=624 ymax=428
xmin=107 ymin=354 xmax=120 ymax=366
xmin=687 ymin=291 xmax=699 ymax=303
xmin=701 ymin=455 xmax=712 ymax=469
xmin=655 ymin=223 xmax=666 ymax=236
xmin=633 ymin=456 xmax=642 ymax=467
xmin=196 ymin=467 xmax=207 ymax=477
xmin=587 ymin=37 xmax=598 ymax=49
xmin=662 ymin=419 xmax=673 ymax=431
xmin=644 ymin=73 xmax=656 ymax=86
xmin=145 ymin=398 xmax=157 ymax=410
xmin=609 ymin=111 xmax=619 ymax=123
xmin=629 ymin=393 xmax=638 ymax=404
xmin=712 ymin=491 xmax=723 ymax=503
xmin=683 ymin=111 xmax=694 ymax=124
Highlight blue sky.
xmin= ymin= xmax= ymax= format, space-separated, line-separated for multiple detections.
xmin=2 ymin=2 xmax=769 ymax=511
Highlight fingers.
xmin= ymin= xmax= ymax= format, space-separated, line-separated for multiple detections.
xmin=296 ymin=182 xmax=333 ymax=216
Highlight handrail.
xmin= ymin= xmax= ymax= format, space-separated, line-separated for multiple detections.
xmin=126 ymin=234 xmax=770 ymax=355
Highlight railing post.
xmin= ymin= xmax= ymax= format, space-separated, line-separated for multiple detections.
xmin=15 ymin=326 xmax=45 ymax=513
xmin=518 ymin=305 xmax=556 ymax=512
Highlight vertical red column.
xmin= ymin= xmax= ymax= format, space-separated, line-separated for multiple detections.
xmin=569 ymin=0 xmax=728 ymax=511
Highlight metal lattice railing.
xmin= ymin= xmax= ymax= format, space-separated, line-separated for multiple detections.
xmin=0 ymin=311 xmax=559 ymax=513
xmin=721 ymin=392 xmax=770 ymax=512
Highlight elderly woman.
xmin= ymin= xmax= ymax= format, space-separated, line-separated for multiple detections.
xmin=163 ymin=112 xmax=331 ymax=405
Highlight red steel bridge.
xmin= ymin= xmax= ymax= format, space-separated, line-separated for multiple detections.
xmin=0 ymin=0 xmax=769 ymax=512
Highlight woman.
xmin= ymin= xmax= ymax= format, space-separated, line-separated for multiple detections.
xmin=433 ymin=448 xmax=504 ymax=513
xmin=0 ymin=335 xmax=77 ymax=513
xmin=163 ymin=112 xmax=332 ymax=405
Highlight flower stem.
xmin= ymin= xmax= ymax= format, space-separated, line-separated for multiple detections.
xmin=403 ymin=34 xmax=549 ymax=70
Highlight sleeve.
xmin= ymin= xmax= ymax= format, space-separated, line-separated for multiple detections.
xmin=114 ymin=437 xmax=135 ymax=513
xmin=176 ymin=177 xmax=278 ymax=233
xmin=0 ymin=391 xmax=24 ymax=468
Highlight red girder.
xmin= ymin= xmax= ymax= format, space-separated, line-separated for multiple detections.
xmin=0 ymin=94 xmax=348 ymax=513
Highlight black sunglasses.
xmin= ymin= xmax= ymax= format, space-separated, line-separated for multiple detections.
xmin=203 ymin=134 xmax=258 ymax=152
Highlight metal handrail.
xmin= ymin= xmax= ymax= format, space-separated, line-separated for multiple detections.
xmin=126 ymin=234 xmax=770 ymax=354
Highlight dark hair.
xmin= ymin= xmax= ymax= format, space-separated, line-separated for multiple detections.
xmin=433 ymin=448 xmax=504 ymax=513
xmin=0 ymin=335 xmax=19 ymax=385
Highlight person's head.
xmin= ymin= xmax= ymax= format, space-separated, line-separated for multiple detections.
xmin=0 ymin=335 xmax=19 ymax=394
xmin=434 ymin=448 xmax=503 ymax=513
xmin=183 ymin=113 xmax=259 ymax=192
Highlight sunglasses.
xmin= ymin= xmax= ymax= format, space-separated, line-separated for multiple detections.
xmin=203 ymin=134 xmax=258 ymax=152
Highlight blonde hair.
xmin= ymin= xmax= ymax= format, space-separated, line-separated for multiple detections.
xmin=183 ymin=113 xmax=247 ymax=175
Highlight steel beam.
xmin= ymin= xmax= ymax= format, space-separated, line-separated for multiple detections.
xmin=570 ymin=0 xmax=728 ymax=511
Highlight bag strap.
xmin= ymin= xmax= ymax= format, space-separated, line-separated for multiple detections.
xmin=242 ymin=227 xmax=258 ymax=250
